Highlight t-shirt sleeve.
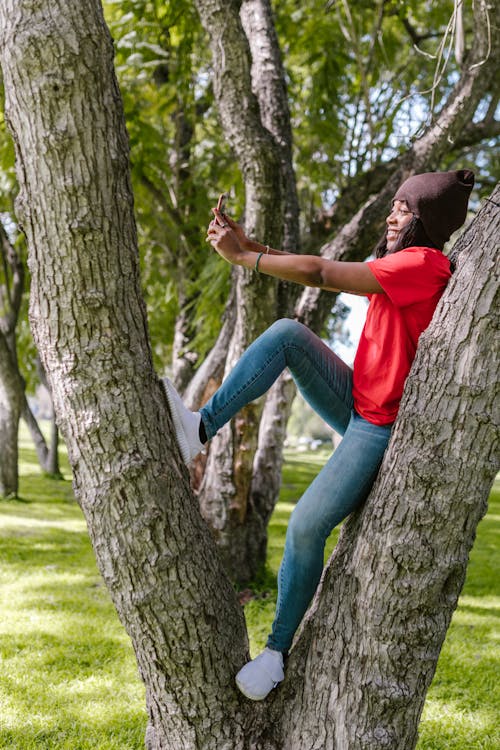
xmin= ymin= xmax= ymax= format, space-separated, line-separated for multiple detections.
xmin=367 ymin=247 xmax=451 ymax=307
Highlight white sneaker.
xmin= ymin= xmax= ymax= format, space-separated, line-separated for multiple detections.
xmin=161 ymin=377 xmax=205 ymax=465
xmin=235 ymin=648 xmax=284 ymax=701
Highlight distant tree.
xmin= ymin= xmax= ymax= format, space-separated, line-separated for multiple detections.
xmin=0 ymin=221 xmax=61 ymax=494
xmin=0 ymin=220 xmax=24 ymax=496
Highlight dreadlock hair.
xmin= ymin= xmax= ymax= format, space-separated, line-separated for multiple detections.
xmin=374 ymin=215 xmax=438 ymax=258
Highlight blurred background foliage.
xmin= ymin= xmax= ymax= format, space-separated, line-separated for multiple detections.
xmin=0 ymin=0 xmax=497 ymax=391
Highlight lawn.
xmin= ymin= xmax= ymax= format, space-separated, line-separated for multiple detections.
xmin=0 ymin=434 xmax=498 ymax=749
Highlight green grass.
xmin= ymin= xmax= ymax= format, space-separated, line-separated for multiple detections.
xmin=0 ymin=430 xmax=146 ymax=749
xmin=0 ymin=436 xmax=498 ymax=749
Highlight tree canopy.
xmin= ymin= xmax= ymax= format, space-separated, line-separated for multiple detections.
xmin=1 ymin=0 xmax=498 ymax=383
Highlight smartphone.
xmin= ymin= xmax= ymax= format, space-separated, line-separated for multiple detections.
xmin=216 ymin=192 xmax=227 ymax=220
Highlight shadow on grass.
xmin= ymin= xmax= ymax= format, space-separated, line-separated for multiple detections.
xmin=0 ymin=526 xmax=92 ymax=572
xmin=17 ymin=473 xmax=75 ymax=504
xmin=456 ymin=601 xmax=500 ymax=619
xmin=0 ymin=708 xmax=146 ymax=750
xmin=417 ymin=703 xmax=499 ymax=750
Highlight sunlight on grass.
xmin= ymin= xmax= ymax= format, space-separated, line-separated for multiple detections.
xmin=0 ymin=425 xmax=146 ymax=750
xmin=1 ymin=433 xmax=498 ymax=748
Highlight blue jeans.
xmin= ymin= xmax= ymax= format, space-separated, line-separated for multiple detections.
xmin=199 ymin=319 xmax=392 ymax=653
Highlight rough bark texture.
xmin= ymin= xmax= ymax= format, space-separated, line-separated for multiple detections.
xmin=193 ymin=0 xmax=293 ymax=582
xmin=275 ymin=184 xmax=500 ymax=750
xmin=0 ymin=2 xmax=250 ymax=747
xmin=240 ymin=0 xmax=299 ymax=256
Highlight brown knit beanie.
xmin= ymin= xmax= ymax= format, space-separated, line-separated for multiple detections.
xmin=393 ymin=170 xmax=475 ymax=249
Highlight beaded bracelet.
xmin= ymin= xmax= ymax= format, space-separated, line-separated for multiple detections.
xmin=254 ymin=251 xmax=264 ymax=272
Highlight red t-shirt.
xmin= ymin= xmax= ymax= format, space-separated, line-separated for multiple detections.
xmin=352 ymin=247 xmax=452 ymax=425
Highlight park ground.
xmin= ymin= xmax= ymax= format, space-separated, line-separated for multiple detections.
xmin=0 ymin=428 xmax=498 ymax=749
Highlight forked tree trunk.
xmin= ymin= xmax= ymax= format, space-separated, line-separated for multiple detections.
xmin=193 ymin=0 xmax=302 ymax=581
xmin=192 ymin=0 xmax=286 ymax=580
xmin=1 ymin=2 xmax=498 ymax=749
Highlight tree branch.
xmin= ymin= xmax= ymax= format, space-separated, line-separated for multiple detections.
xmin=296 ymin=0 xmax=499 ymax=331
xmin=451 ymin=117 xmax=500 ymax=151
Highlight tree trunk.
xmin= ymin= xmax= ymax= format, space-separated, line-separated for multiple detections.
xmin=35 ymin=357 xmax=61 ymax=476
xmin=171 ymin=290 xmax=198 ymax=393
xmin=239 ymin=0 xmax=300 ymax=256
xmin=248 ymin=369 xmax=296 ymax=557
xmin=0 ymin=220 xmax=24 ymax=497
xmin=20 ymin=393 xmax=61 ymax=476
xmin=0 ymin=320 xmax=60 ymax=485
xmin=193 ymin=0 xmax=303 ymax=582
xmin=1 ymin=201 xmax=60 ymax=480
xmin=0 ymin=3 xmax=249 ymax=746
xmin=193 ymin=0 xmax=286 ymax=581
xmin=183 ymin=281 xmax=237 ymax=410
xmin=0 ymin=331 xmax=21 ymax=497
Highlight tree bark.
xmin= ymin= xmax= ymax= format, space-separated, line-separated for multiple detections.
xmin=0 ymin=213 xmax=24 ymax=496
xmin=32 ymin=356 xmax=61 ymax=476
xmin=1 ymin=212 xmax=61 ymax=479
xmin=193 ymin=0 xmax=291 ymax=582
xmin=183 ymin=281 xmax=237 ymax=410
xmin=21 ymin=391 xmax=61 ymax=477
xmin=239 ymin=0 xmax=300 ymax=256
xmin=0 ymin=3 xmax=250 ymax=746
